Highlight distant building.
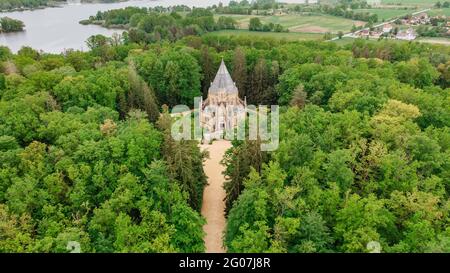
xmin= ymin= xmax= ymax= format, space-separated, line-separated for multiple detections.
xmin=382 ymin=24 xmax=393 ymax=33
xmin=417 ymin=13 xmax=429 ymax=20
xmin=370 ymin=31 xmax=383 ymax=39
xmin=359 ymin=29 xmax=370 ymax=37
xmin=396 ymin=28 xmax=416 ymax=41
xmin=401 ymin=13 xmax=431 ymax=26
xmin=401 ymin=19 xmax=409 ymax=25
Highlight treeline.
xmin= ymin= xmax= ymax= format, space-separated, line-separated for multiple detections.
xmin=0 ymin=0 xmax=63 ymax=11
xmin=435 ymin=1 xmax=450 ymax=8
xmin=248 ymin=17 xmax=287 ymax=32
xmin=322 ymin=5 xmax=378 ymax=23
xmin=82 ymin=7 xmax=238 ymax=44
xmin=214 ymin=0 xmax=279 ymax=15
xmin=0 ymin=17 xmax=25 ymax=33
xmin=338 ymin=0 xmax=370 ymax=9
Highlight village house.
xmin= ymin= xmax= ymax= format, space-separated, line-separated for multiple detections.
xmin=356 ymin=29 xmax=384 ymax=39
xmin=382 ymin=23 xmax=393 ymax=33
xmin=370 ymin=31 xmax=383 ymax=39
xmin=358 ymin=29 xmax=370 ymax=37
xmin=400 ymin=19 xmax=408 ymax=25
xmin=401 ymin=13 xmax=430 ymax=26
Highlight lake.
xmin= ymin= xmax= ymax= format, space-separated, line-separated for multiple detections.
xmin=0 ymin=0 xmax=230 ymax=53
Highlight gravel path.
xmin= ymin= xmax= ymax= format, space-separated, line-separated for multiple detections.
xmin=200 ymin=140 xmax=232 ymax=253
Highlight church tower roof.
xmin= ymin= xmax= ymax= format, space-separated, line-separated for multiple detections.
xmin=209 ymin=59 xmax=238 ymax=94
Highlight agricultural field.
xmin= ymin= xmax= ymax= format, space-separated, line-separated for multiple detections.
xmin=380 ymin=0 xmax=439 ymax=7
xmin=427 ymin=8 xmax=450 ymax=17
xmin=207 ymin=29 xmax=328 ymax=41
xmin=218 ymin=13 xmax=366 ymax=33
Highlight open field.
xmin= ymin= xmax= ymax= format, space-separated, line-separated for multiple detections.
xmin=427 ymin=8 xmax=450 ymax=17
xmin=216 ymin=13 xmax=366 ymax=33
xmin=417 ymin=37 xmax=450 ymax=45
xmin=207 ymin=29 xmax=327 ymax=41
xmin=354 ymin=8 xmax=415 ymax=20
xmin=380 ymin=0 xmax=439 ymax=7
xmin=263 ymin=14 xmax=365 ymax=33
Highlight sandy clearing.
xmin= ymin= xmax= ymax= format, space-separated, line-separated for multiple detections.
xmin=200 ymin=140 xmax=232 ymax=253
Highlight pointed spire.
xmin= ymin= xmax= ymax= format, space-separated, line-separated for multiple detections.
xmin=208 ymin=59 xmax=238 ymax=94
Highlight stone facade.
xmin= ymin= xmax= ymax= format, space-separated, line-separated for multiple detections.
xmin=200 ymin=60 xmax=246 ymax=142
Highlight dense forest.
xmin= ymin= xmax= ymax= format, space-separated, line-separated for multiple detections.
xmin=0 ymin=12 xmax=449 ymax=252
xmin=81 ymin=7 xmax=238 ymax=44
xmin=0 ymin=43 xmax=208 ymax=252
xmin=221 ymin=40 xmax=450 ymax=252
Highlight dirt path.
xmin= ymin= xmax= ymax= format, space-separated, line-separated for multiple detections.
xmin=200 ymin=140 xmax=232 ymax=253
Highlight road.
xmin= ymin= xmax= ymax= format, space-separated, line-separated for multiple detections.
xmin=200 ymin=140 xmax=232 ymax=253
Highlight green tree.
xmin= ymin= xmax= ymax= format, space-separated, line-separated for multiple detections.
xmin=249 ymin=17 xmax=262 ymax=31
xmin=232 ymin=47 xmax=248 ymax=99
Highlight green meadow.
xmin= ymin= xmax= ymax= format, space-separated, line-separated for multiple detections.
xmin=354 ymin=8 xmax=415 ymax=21
xmin=207 ymin=29 xmax=327 ymax=41
xmin=427 ymin=8 xmax=450 ymax=17
xmin=217 ymin=13 xmax=364 ymax=33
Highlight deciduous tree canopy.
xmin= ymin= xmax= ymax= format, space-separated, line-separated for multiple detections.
xmin=0 ymin=27 xmax=449 ymax=253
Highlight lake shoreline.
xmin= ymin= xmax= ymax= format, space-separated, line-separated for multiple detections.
xmin=0 ymin=0 xmax=136 ymax=14
xmin=0 ymin=0 xmax=230 ymax=53
xmin=0 ymin=1 xmax=64 ymax=13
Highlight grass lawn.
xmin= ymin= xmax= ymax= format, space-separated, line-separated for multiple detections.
xmin=354 ymin=8 xmax=414 ymax=21
xmin=217 ymin=13 xmax=365 ymax=34
xmin=206 ymin=29 xmax=328 ymax=41
xmin=427 ymin=8 xmax=450 ymax=17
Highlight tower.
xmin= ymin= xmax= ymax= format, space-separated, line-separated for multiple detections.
xmin=201 ymin=59 xmax=246 ymax=142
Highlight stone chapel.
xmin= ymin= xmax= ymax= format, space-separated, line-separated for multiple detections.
xmin=199 ymin=59 xmax=246 ymax=142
